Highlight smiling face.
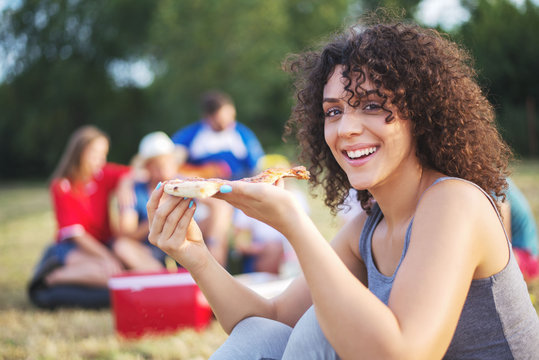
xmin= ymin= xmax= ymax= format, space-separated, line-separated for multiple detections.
xmin=323 ymin=65 xmax=417 ymax=192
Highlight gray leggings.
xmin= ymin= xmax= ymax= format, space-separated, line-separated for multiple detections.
xmin=210 ymin=306 xmax=340 ymax=360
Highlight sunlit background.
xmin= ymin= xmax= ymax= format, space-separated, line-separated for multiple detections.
xmin=0 ymin=0 xmax=538 ymax=179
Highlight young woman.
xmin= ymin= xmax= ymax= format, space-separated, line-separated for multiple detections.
xmin=29 ymin=125 xmax=158 ymax=308
xmin=146 ymin=18 xmax=539 ymax=359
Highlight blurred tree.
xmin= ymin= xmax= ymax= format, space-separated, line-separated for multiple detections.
xmin=0 ymin=0 xmax=157 ymax=178
xmin=146 ymin=0 xmax=351 ymax=149
xmin=0 ymin=0 xmax=354 ymax=178
xmin=456 ymin=0 xmax=539 ymax=156
xmin=361 ymin=0 xmax=422 ymax=16
xmin=5 ymin=0 xmax=535 ymax=179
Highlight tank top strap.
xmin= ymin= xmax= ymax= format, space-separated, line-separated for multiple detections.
xmin=413 ymin=177 xmax=511 ymax=246
xmin=359 ymin=202 xmax=383 ymax=264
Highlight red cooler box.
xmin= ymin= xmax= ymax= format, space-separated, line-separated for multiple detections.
xmin=108 ymin=270 xmax=212 ymax=338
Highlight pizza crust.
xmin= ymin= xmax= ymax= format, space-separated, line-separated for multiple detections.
xmin=163 ymin=178 xmax=224 ymax=199
xmin=163 ymin=166 xmax=310 ymax=199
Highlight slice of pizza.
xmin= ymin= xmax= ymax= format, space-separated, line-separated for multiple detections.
xmin=163 ymin=177 xmax=226 ymax=199
xmin=239 ymin=166 xmax=310 ymax=183
xmin=163 ymin=166 xmax=310 ymax=198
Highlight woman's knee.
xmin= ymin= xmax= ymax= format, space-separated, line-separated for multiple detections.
xmin=282 ymin=306 xmax=339 ymax=360
xmin=210 ymin=317 xmax=292 ymax=360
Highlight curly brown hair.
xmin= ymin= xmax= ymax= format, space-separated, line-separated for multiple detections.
xmin=284 ymin=16 xmax=512 ymax=214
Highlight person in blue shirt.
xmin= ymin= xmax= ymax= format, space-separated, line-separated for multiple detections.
xmin=171 ymin=91 xmax=265 ymax=267
xmin=116 ymin=131 xmax=179 ymax=268
xmin=171 ymin=90 xmax=264 ymax=180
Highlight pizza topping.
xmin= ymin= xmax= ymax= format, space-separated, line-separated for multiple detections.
xmin=163 ymin=166 xmax=310 ymax=198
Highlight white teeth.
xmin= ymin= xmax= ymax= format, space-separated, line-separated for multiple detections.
xmin=347 ymin=147 xmax=377 ymax=159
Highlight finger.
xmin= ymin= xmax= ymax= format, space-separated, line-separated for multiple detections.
xmin=157 ymin=197 xmax=192 ymax=244
xmin=171 ymin=201 xmax=201 ymax=243
xmin=147 ymin=182 xmax=164 ymax=225
xmin=148 ymin=194 xmax=186 ymax=243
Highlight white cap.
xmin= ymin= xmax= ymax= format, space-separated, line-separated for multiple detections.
xmin=138 ymin=131 xmax=176 ymax=161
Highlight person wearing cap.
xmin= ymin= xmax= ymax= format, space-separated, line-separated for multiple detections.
xmin=115 ymin=131 xmax=182 ymax=269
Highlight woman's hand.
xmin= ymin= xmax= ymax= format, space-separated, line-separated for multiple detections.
xmin=146 ymin=184 xmax=208 ymax=272
xmin=215 ymin=179 xmax=305 ymax=238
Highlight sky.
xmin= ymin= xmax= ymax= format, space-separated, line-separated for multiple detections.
xmin=416 ymin=0 xmax=471 ymax=29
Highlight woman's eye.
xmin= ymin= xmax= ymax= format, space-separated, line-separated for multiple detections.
xmin=363 ymin=102 xmax=383 ymax=112
xmin=325 ymin=108 xmax=342 ymax=117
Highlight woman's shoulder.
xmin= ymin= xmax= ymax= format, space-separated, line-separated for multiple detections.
xmin=414 ymin=176 xmax=505 ymax=250
xmin=412 ymin=176 xmax=502 ymax=243
xmin=50 ymin=177 xmax=72 ymax=193
xmin=420 ymin=177 xmax=494 ymax=211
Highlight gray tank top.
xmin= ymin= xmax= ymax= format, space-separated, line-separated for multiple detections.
xmin=359 ymin=177 xmax=539 ymax=359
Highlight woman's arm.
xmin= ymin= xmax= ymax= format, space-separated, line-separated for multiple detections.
xmin=115 ymin=172 xmax=135 ymax=210
xmin=147 ymin=181 xmax=371 ymax=334
xmin=216 ymin=180 xmax=503 ymax=360
xmin=70 ymin=232 xmax=124 ymax=274
xmin=146 ymin=186 xmax=311 ymax=333
xmin=117 ymin=206 xmax=149 ymax=241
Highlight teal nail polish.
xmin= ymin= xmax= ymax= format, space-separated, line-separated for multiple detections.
xmin=156 ymin=182 xmax=162 ymax=190
xmin=189 ymin=200 xmax=194 ymax=208
xmin=220 ymin=185 xmax=232 ymax=193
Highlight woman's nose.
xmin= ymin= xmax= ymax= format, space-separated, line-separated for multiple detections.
xmin=337 ymin=111 xmax=364 ymax=138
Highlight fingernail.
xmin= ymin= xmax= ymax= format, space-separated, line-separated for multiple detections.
xmin=156 ymin=182 xmax=162 ymax=190
xmin=220 ymin=185 xmax=232 ymax=193
xmin=189 ymin=200 xmax=194 ymax=208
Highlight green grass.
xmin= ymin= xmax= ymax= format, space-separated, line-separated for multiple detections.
xmin=1 ymin=163 xmax=538 ymax=359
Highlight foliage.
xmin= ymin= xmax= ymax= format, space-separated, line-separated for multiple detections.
xmin=1 ymin=0 xmax=538 ymax=178
xmin=0 ymin=0 xmax=352 ymax=179
xmin=0 ymin=0 xmax=158 ymax=178
xmin=146 ymin=0 xmax=352 ymax=149
xmin=455 ymin=0 xmax=539 ymax=156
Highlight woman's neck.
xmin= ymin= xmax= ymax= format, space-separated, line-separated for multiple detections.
xmin=370 ymin=164 xmax=440 ymax=230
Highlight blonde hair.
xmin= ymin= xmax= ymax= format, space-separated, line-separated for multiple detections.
xmin=51 ymin=125 xmax=109 ymax=182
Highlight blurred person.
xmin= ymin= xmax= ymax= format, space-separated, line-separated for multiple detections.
xmin=171 ymin=90 xmax=264 ymax=181
xmin=499 ymin=177 xmax=539 ymax=282
xmin=232 ymin=154 xmax=308 ymax=276
xmin=116 ymin=131 xmax=183 ymax=269
xmin=171 ymin=90 xmax=265 ymax=267
xmin=29 ymin=125 xmax=139 ymax=309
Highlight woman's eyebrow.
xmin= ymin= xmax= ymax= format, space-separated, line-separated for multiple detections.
xmin=322 ymin=97 xmax=342 ymax=103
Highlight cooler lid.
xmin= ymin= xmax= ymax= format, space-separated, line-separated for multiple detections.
xmin=108 ymin=272 xmax=196 ymax=291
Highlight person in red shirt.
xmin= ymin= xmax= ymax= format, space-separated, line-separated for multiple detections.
xmin=29 ymin=125 xmax=163 ymax=309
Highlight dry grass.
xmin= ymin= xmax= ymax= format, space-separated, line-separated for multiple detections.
xmin=1 ymin=162 xmax=538 ymax=359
